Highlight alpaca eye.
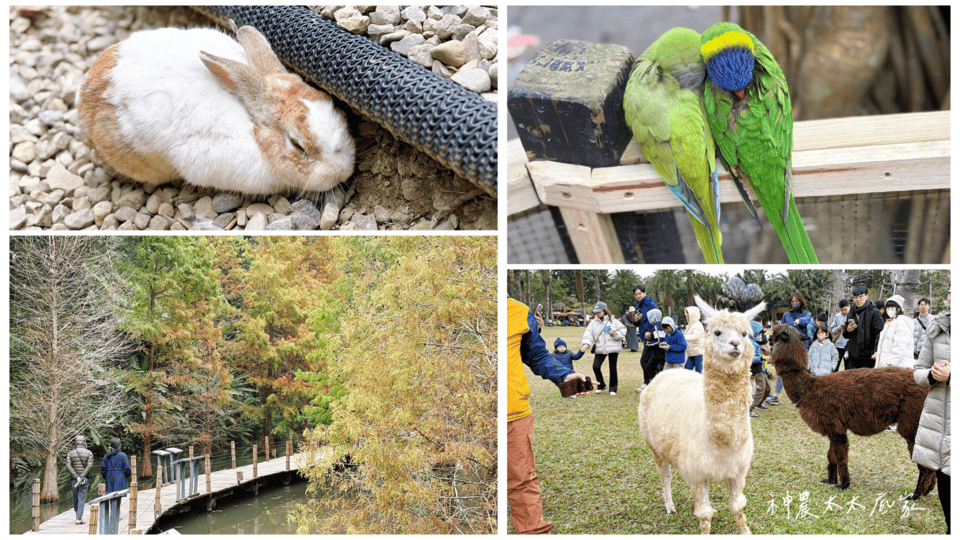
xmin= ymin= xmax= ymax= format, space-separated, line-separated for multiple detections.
xmin=714 ymin=330 xmax=721 ymax=336
xmin=742 ymin=331 xmax=747 ymax=337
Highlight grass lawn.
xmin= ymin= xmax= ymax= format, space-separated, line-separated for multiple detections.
xmin=509 ymin=325 xmax=947 ymax=534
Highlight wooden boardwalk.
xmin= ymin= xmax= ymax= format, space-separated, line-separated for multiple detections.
xmin=27 ymin=453 xmax=305 ymax=535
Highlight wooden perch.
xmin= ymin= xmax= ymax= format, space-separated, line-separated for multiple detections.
xmin=511 ymin=110 xmax=949 ymax=215
xmin=508 ymin=110 xmax=950 ymax=264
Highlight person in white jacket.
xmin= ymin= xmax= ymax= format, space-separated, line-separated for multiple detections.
xmin=874 ymin=294 xmax=916 ymax=369
xmin=580 ymin=302 xmax=627 ymax=395
xmin=682 ymin=305 xmax=705 ymax=373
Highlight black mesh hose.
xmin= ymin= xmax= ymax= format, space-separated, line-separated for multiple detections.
xmin=195 ymin=5 xmax=497 ymax=197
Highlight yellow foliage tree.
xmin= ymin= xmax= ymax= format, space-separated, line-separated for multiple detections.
xmin=292 ymin=237 xmax=497 ymax=534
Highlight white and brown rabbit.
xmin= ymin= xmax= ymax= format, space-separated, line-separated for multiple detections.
xmin=76 ymin=25 xmax=355 ymax=195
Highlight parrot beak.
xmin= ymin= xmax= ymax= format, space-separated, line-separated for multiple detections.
xmin=733 ymin=89 xmax=746 ymax=101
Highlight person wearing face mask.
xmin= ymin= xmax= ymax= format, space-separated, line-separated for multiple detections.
xmin=830 ymin=299 xmax=852 ymax=371
xmin=912 ymin=287 xmax=950 ymax=533
xmin=874 ymin=294 xmax=916 ymax=370
xmin=914 ymin=298 xmax=932 ymax=360
xmin=842 ymin=286 xmax=885 ymax=369
xmin=807 ymin=324 xmax=840 ymax=376
xmin=768 ymin=291 xmax=812 ymax=405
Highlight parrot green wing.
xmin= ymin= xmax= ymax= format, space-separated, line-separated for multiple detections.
xmin=624 ymin=58 xmax=709 ymax=226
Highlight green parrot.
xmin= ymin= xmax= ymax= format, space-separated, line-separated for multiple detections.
xmin=699 ymin=22 xmax=819 ymax=264
xmin=623 ymin=27 xmax=723 ymax=264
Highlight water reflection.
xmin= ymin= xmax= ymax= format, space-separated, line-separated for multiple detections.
xmin=157 ymin=479 xmax=312 ymax=534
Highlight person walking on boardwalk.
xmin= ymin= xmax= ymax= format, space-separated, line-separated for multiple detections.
xmin=66 ymin=435 xmax=94 ymax=525
xmin=101 ymin=438 xmax=131 ymax=493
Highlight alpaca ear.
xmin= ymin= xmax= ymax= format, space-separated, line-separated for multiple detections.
xmin=742 ymin=301 xmax=767 ymax=322
xmin=695 ymin=295 xmax=717 ymax=322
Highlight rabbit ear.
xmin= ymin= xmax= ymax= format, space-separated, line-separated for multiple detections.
xmin=236 ymin=26 xmax=287 ymax=75
xmin=199 ymin=51 xmax=272 ymax=124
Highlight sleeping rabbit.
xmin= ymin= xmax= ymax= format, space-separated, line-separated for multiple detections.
xmin=76 ymin=24 xmax=355 ymax=195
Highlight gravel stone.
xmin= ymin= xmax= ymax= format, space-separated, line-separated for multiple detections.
xmin=64 ymin=209 xmax=95 ymax=229
xmin=148 ymin=215 xmax=170 ymax=230
xmin=353 ymin=214 xmax=379 ymax=230
xmin=212 ymin=212 xmax=235 ymax=229
xmin=158 ymin=202 xmax=175 ymax=218
xmin=12 ymin=142 xmax=36 ymax=163
xmin=321 ymin=202 xmax=340 ymax=230
xmin=371 ymin=6 xmax=401 ymax=25
xmin=177 ymin=203 xmax=196 ymax=220
xmin=11 ymin=207 xmax=28 ymax=229
xmin=116 ymin=188 xmax=146 ymax=209
xmin=402 ymin=6 xmax=426 ymax=22
xmin=145 ymin=192 xmax=161 ymax=214
xmin=265 ymin=216 xmax=293 ymax=230
xmin=46 ymin=162 xmax=84 ymax=195
xmin=246 ymin=212 xmax=268 ymax=231
xmin=451 ymin=68 xmax=491 ymax=93
xmin=134 ymin=211 xmax=151 ymax=230
xmin=391 ymin=33 xmax=425 ymax=56
xmin=194 ymin=196 xmax=218 ymax=219
xmin=431 ymin=40 xmax=467 ymax=67
xmin=114 ymin=206 xmax=137 ymax=223
xmin=93 ymin=200 xmax=112 ymax=226
xmin=245 ymin=203 xmax=274 ymax=216
xmin=434 ymin=14 xmax=461 ymax=39
xmin=462 ymin=6 xmax=488 ymax=27
xmin=212 ymin=192 xmax=242 ymax=213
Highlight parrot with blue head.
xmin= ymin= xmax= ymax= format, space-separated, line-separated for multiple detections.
xmin=700 ymin=22 xmax=819 ymax=264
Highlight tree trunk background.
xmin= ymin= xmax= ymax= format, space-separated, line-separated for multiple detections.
xmin=732 ymin=6 xmax=949 ymax=120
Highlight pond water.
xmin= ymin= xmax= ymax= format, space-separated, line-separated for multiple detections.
xmin=10 ymin=443 xmax=293 ymax=534
xmin=155 ymin=478 xmax=313 ymax=534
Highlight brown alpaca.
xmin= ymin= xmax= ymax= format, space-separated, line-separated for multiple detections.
xmin=770 ymin=325 xmax=936 ymax=499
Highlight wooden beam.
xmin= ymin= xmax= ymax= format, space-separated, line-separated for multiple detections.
xmin=507 ymin=139 xmax=540 ymax=215
xmin=532 ymin=140 xmax=949 ymax=214
xmin=620 ymin=110 xmax=950 ymax=165
xmin=556 ymin=207 xmax=625 ymax=264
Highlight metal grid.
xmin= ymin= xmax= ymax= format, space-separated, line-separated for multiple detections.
xmin=508 ymin=189 xmax=949 ymax=264
xmin=507 ymin=206 xmax=578 ymax=264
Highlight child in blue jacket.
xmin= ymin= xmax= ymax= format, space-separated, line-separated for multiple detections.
xmin=660 ymin=317 xmax=687 ymax=370
xmin=553 ymin=338 xmax=585 ymax=371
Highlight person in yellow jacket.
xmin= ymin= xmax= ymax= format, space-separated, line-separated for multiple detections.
xmin=508 ymin=297 xmax=588 ymax=534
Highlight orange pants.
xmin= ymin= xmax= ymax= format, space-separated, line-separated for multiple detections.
xmin=507 ymin=414 xmax=553 ymax=534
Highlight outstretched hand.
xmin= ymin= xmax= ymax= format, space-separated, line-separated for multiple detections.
xmin=563 ymin=372 xmax=591 ymax=396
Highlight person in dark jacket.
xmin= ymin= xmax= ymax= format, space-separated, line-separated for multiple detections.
xmin=101 ymin=438 xmax=131 ymax=494
xmin=637 ymin=309 xmax=667 ymax=391
xmin=553 ymin=338 xmax=584 ymax=372
xmin=622 ymin=307 xmax=639 ymax=352
xmin=66 ymin=435 xmax=95 ymax=524
xmin=633 ymin=285 xmax=659 ymax=376
xmin=843 ymin=286 xmax=885 ymax=369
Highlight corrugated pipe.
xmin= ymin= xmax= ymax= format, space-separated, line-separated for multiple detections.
xmin=195 ymin=5 xmax=497 ymax=197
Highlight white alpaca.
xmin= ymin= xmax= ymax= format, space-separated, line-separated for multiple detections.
xmin=638 ymin=295 xmax=765 ymax=534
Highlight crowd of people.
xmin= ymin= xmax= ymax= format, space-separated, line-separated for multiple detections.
xmin=507 ymin=282 xmax=951 ymax=534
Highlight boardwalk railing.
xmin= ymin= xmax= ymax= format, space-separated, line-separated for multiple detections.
xmin=28 ymin=437 xmax=303 ymax=536
xmin=173 ymin=456 xmax=204 ymax=501
xmin=88 ymin=489 xmax=129 ymax=534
